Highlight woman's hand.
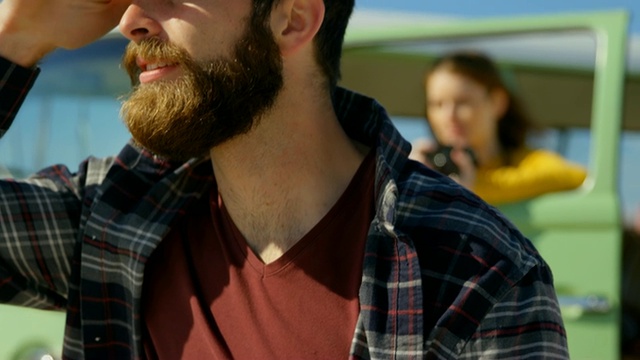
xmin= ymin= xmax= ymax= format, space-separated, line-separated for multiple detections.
xmin=409 ymin=138 xmax=438 ymax=168
xmin=0 ymin=0 xmax=131 ymax=67
xmin=410 ymin=138 xmax=478 ymax=190
xmin=449 ymin=147 xmax=477 ymax=190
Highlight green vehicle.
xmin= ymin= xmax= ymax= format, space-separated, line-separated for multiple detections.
xmin=341 ymin=10 xmax=633 ymax=360
xmin=0 ymin=9 xmax=635 ymax=360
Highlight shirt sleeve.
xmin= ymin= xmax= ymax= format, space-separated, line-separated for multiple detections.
xmin=458 ymin=263 xmax=569 ymax=359
xmin=0 ymin=165 xmax=85 ymax=309
xmin=0 ymin=56 xmax=40 ymax=139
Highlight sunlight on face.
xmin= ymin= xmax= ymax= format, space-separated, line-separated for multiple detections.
xmin=426 ymin=69 xmax=501 ymax=150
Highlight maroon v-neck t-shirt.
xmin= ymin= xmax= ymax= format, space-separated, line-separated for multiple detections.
xmin=142 ymin=152 xmax=376 ymax=359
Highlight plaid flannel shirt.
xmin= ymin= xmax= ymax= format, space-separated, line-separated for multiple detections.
xmin=0 ymin=56 xmax=568 ymax=359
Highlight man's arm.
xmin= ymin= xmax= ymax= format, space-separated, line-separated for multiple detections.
xmin=0 ymin=58 xmax=85 ymax=307
xmin=0 ymin=0 xmax=131 ymax=137
xmin=0 ymin=57 xmax=39 ymax=138
xmin=0 ymin=0 xmax=129 ymax=308
xmin=458 ymin=264 xmax=569 ymax=359
xmin=0 ymin=0 xmax=131 ymax=67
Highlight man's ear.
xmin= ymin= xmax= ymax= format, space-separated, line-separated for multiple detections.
xmin=270 ymin=0 xmax=325 ymax=57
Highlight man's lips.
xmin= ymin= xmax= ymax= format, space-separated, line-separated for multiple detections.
xmin=136 ymin=57 xmax=179 ymax=83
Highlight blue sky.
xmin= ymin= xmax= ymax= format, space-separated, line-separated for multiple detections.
xmin=358 ymin=0 xmax=640 ymax=34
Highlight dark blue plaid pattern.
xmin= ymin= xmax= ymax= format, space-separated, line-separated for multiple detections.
xmin=0 ymin=58 xmax=568 ymax=359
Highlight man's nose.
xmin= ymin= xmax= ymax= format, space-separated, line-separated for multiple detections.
xmin=119 ymin=3 xmax=162 ymax=43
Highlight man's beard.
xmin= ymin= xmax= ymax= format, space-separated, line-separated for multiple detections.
xmin=120 ymin=18 xmax=284 ymax=161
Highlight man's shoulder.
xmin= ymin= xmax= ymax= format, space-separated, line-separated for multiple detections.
xmin=370 ymin=161 xmax=564 ymax=358
xmin=394 ymin=161 xmax=544 ymax=281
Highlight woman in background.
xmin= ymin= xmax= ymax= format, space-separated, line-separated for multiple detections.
xmin=410 ymin=51 xmax=587 ymax=205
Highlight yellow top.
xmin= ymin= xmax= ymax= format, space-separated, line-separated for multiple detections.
xmin=473 ymin=148 xmax=587 ymax=205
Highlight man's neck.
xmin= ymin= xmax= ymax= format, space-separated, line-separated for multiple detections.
xmin=209 ymin=89 xmax=368 ymax=264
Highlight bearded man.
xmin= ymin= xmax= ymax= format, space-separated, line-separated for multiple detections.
xmin=0 ymin=0 xmax=568 ymax=358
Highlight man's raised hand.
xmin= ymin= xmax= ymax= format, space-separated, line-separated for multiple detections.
xmin=0 ymin=0 xmax=131 ymax=67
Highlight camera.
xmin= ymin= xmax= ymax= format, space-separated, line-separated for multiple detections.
xmin=426 ymin=145 xmax=477 ymax=176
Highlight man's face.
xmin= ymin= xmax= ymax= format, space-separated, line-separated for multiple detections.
xmin=120 ymin=9 xmax=284 ymax=161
